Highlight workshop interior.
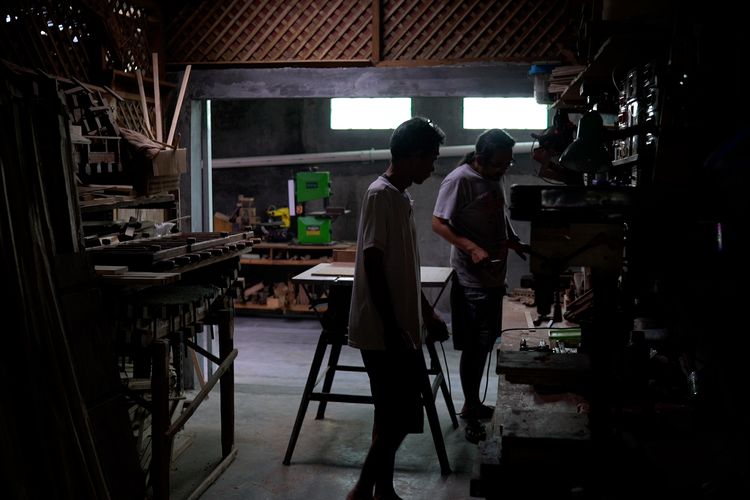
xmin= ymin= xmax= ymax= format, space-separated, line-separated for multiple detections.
xmin=2 ymin=1 xmax=748 ymax=499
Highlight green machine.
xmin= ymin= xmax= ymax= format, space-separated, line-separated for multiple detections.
xmin=293 ymin=171 xmax=348 ymax=244
xmin=296 ymin=216 xmax=332 ymax=244
xmin=295 ymin=171 xmax=331 ymax=203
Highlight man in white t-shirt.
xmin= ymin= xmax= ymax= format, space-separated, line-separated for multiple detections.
xmin=347 ymin=117 xmax=449 ymax=500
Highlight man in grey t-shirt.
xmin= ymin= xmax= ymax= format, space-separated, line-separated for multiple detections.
xmin=432 ymin=129 xmax=530 ymax=441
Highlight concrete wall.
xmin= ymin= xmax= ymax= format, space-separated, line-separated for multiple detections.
xmin=175 ymin=64 xmax=555 ymax=313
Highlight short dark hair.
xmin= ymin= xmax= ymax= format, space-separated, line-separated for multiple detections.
xmin=460 ymin=128 xmax=515 ymax=165
xmin=390 ymin=117 xmax=446 ymax=161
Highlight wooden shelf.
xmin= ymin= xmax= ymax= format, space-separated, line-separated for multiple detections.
xmin=552 ymin=31 xmax=668 ymax=110
xmin=79 ymin=193 xmax=175 ymax=213
xmin=238 ymin=241 xmax=354 ymax=316
xmin=234 ymin=302 xmax=282 ymax=312
xmin=240 ymin=258 xmax=329 ymax=266
xmin=287 ymin=303 xmax=325 ymax=313
xmin=234 ymin=302 xmax=322 ymax=314
xmin=612 ymin=154 xmax=639 ymax=168
xmin=252 ymin=242 xmax=353 ymax=251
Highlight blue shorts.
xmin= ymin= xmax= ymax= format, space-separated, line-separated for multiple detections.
xmin=450 ymin=278 xmax=504 ymax=352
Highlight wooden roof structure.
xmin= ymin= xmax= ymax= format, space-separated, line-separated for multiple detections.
xmin=166 ymin=0 xmax=580 ymax=67
xmin=1 ymin=0 xmax=583 ymax=98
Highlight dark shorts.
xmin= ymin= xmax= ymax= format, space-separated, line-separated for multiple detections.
xmin=450 ymin=277 xmax=504 ymax=352
xmin=361 ymin=349 xmax=424 ymax=434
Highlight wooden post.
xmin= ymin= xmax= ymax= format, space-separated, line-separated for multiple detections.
xmin=372 ymin=0 xmax=381 ymax=63
xmin=217 ymin=306 xmax=235 ymax=457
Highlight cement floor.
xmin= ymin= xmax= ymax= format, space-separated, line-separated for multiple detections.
xmin=169 ymin=298 xmax=537 ymax=500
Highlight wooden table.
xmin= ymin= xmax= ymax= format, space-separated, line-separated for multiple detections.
xmin=101 ymin=241 xmax=247 ymax=499
xmin=282 ymin=263 xmax=458 ymax=474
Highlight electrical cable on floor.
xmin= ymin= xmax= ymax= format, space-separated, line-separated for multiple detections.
xmin=480 ymin=345 xmax=493 ymax=405
xmin=439 ymin=340 xmax=452 ymax=396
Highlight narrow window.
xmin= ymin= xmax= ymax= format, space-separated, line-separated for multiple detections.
xmin=463 ymin=97 xmax=548 ymax=129
xmin=330 ymin=98 xmax=412 ymax=130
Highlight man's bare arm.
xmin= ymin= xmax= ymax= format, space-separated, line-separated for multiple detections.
xmin=431 ymin=215 xmax=488 ymax=264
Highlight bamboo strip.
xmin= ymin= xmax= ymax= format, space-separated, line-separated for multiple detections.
xmin=152 ymin=53 xmax=162 ymax=142
xmin=135 ymin=69 xmax=153 ymax=139
xmin=166 ymin=65 xmax=191 ymax=146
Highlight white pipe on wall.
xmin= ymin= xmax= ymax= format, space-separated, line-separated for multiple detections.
xmin=212 ymin=142 xmax=535 ymax=169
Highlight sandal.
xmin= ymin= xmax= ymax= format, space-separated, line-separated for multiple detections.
xmin=464 ymin=420 xmax=487 ymax=444
xmin=459 ymin=404 xmax=495 ymax=421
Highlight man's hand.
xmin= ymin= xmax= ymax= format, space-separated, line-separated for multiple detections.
xmin=507 ymin=239 xmax=531 ymax=261
xmin=385 ymin=324 xmax=417 ymax=351
xmin=424 ymin=311 xmax=450 ymax=343
xmin=468 ymin=244 xmax=489 ymax=264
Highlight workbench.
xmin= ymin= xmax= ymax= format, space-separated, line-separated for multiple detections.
xmin=471 ymin=352 xmax=592 ymax=498
xmin=96 ymin=232 xmax=252 ymax=499
xmin=282 ymin=262 xmax=459 ymax=474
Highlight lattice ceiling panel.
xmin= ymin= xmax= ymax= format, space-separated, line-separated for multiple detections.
xmin=166 ymin=0 xmax=578 ymax=66
xmin=167 ymin=0 xmax=373 ymax=64
xmin=383 ymin=0 xmax=575 ymax=62
xmin=99 ymin=0 xmax=152 ymax=73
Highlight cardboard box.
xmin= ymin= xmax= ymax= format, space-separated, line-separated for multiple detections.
xmin=214 ymin=212 xmax=234 ymax=233
xmin=333 ymin=247 xmax=356 ymax=262
xmin=152 ymin=148 xmax=187 ymax=176
xmin=145 ymin=174 xmax=179 ymax=196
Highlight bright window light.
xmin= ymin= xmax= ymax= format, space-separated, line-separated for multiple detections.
xmin=463 ymin=97 xmax=548 ymax=129
xmin=330 ymin=98 xmax=412 ymax=130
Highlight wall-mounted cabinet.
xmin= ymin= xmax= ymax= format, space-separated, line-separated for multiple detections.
xmin=549 ymin=28 xmax=670 ymax=189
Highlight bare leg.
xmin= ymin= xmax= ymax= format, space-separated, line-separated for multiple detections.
xmin=373 ymin=427 xmax=407 ymax=500
xmin=347 ymin=424 xmax=378 ymax=500
xmin=348 ymin=423 xmax=407 ymax=500
xmin=459 ymin=347 xmax=490 ymax=413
